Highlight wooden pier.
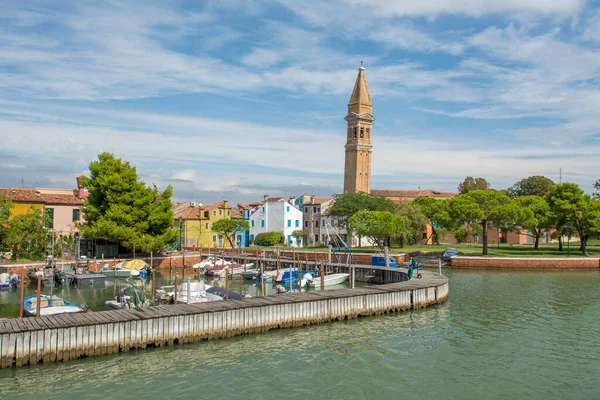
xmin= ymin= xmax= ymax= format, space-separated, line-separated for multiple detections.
xmin=0 ymin=271 xmax=448 ymax=369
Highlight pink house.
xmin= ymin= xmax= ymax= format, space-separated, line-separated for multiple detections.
xmin=36 ymin=178 xmax=88 ymax=236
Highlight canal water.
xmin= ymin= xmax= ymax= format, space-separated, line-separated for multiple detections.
xmin=1 ymin=269 xmax=599 ymax=399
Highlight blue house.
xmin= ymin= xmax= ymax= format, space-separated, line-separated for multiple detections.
xmin=232 ymin=204 xmax=253 ymax=247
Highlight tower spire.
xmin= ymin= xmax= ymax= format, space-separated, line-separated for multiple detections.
xmin=348 ymin=64 xmax=372 ymax=114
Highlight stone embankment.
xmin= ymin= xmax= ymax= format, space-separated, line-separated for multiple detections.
xmin=450 ymin=256 xmax=600 ymax=269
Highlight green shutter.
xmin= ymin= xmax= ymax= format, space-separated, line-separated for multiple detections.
xmin=72 ymin=208 xmax=80 ymax=222
xmin=45 ymin=208 xmax=54 ymax=229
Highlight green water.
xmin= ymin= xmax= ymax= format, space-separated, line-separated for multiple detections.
xmin=1 ymin=269 xmax=599 ymax=399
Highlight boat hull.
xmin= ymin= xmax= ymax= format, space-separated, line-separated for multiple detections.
xmin=308 ymin=273 xmax=349 ymax=287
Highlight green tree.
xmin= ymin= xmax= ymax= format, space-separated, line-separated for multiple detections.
xmin=594 ymin=179 xmax=600 ymax=200
xmin=254 ymin=232 xmax=285 ymax=246
xmin=79 ymin=153 xmax=177 ymax=252
xmin=508 ymin=176 xmax=554 ymax=198
xmin=327 ymin=192 xmax=396 ymax=221
xmin=413 ymin=197 xmax=449 ymax=244
xmin=292 ymin=230 xmax=307 ymax=247
xmin=211 ymin=219 xmax=250 ymax=248
xmin=0 ymin=193 xmax=13 ymax=248
xmin=458 ymin=176 xmax=490 ymax=194
xmin=515 ymin=196 xmax=552 ymax=249
xmin=395 ymin=202 xmax=428 ymax=246
xmin=348 ymin=211 xmax=405 ymax=249
xmin=448 ymin=190 xmax=520 ymax=255
xmin=546 ymin=183 xmax=600 ymax=256
xmin=4 ymin=207 xmax=49 ymax=260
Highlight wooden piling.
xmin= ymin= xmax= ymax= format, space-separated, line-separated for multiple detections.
xmin=174 ymin=274 xmax=178 ymax=304
xmin=151 ymin=268 xmax=156 ymax=305
xmin=320 ymin=261 xmax=325 ymax=291
xmin=238 ymin=274 xmax=242 ymax=295
xmin=36 ymin=277 xmax=41 ymax=317
xmin=19 ymin=268 xmax=25 ymax=318
xmin=225 ymin=270 xmax=229 ymax=300
xmin=298 ymin=255 xmax=302 ymax=293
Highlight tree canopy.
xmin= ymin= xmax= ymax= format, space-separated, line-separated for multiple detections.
xmin=458 ymin=176 xmax=490 ymax=194
xmin=594 ymin=179 xmax=600 ymax=200
xmin=211 ymin=219 xmax=249 ymax=248
xmin=348 ymin=211 xmax=405 ymax=249
xmin=254 ymin=232 xmax=284 ymax=246
xmin=515 ymin=196 xmax=552 ymax=249
xmin=508 ymin=176 xmax=554 ymax=198
xmin=79 ymin=152 xmax=177 ymax=252
xmin=327 ymin=192 xmax=396 ymax=221
xmin=3 ymin=207 xmax=49 ymax=260
xmin=448 ymin=190 xmax=521 ymax=255
xmin=395 ymin=201 xmax=428 ymax=245
xmin=413 ymin=197 xmax=448 ymax=244
xmin=546 ymin=183 xmax=600 ymax=256
xmin=0 ymin=193 xmax=13 ymax=248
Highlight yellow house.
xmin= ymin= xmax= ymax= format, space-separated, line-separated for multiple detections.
xmin=0 ymin=188 xmax=45 ymax=218
xmin=173 ymin=201 xmax=232 ymax=249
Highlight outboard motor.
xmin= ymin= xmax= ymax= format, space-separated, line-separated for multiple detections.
xmin=53 ymin=268 xmax=63 ymax=286
xmin=9 ymin=273 xmax=20 ymax=289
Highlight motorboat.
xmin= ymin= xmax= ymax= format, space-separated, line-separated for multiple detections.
xmin=22 ymin=295 xmax=85 ymax=317
xmin=105 ymin=286 xmax=149 ymax=310
xmin=192 ymin=256 xmax=231 ymax=270
xmin=308 ymin=273 xmax=349 ymax=287
xmin=240 ymin=269 xmax=260 ymax=280
xmin=155 ymin=281 xmax=221 ymax=304
xmin=100 ymin=266 xmax=139 ymax=278
xmin=100 ymin=259 xmax=151 ymax=278
xmin=64 ymin=266 xmax=106 ymax=285
xmin=205 ymin=263 xmax=255 ymax=277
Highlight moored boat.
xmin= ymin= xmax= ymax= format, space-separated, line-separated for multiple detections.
xmin=22 ymin=295 xmax=85 ymax=317
xmin=308 ymin=273 xmax=349 ymax=287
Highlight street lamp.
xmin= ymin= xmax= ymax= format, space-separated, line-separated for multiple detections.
xmin=565 ymin=217 xmax=571 ymax=257
xmin=179 ymin=216 xmax=183 ymax=252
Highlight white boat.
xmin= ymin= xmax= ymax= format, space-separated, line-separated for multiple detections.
xmin=100 ymin=263 xmax=140 ymax=278
xmin=192 ymin=256 xmax=231 ymax=269
xmin=155 ymin=282 xmax=221 ymax=304
xmin=205 ymin=263 xmax=255 ymax=277
xmin=23 ymin=295 xmax=85 ymax=316
xmin=308 ymin=273 xmax=349 ymax=287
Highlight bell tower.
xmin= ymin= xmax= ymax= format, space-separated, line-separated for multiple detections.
xmin=343 ymin=64 xmax=375 ymax=194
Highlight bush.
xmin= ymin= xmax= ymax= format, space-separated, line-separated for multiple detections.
xmin=254 ymin=232 xmax=285 ymax=246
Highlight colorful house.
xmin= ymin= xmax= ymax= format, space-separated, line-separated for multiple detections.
xmin=248 ymin=195 xmax=303 ymax=247
xmin=0 ymin=188 xmax=45 ymax=218
xmin=173 ymin=201 xmax=234 ymax=249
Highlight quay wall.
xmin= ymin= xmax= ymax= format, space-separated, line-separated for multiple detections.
xmin=0 ymin=272 xmax=448 ymax=369
xmin=451 ymin=256 xmax=600 ymax=269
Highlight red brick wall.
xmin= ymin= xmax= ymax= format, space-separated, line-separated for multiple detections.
xmin=451 ymin=256 xmax=600 ymax=269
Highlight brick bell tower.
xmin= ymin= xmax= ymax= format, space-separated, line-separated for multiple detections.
xmin=343 ymin=63 xmax=375 ymax=194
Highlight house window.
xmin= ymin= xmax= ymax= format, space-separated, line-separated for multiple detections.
xmin=286 ymin=206 xmax=290 ymax=212
xmin=360 ymin=127 xmax=364 ymax=138
xmin=366 ymin=127 xmax=370 ymax=138
xmin=315 ymin=220 xmax=319 ymax=228
xmin=251 ymin=220 xmax=255 ymax=227
xmin=304 ymin=208 xmax=307 ymax=213
xmin=287 ymin=220 xmax=291 ymax=227
xmin=212 ymin=235 xmax=217 ymax=242
xmin=313 ymin=206 xmax=317 ymax=213
xmin=212 ymin=210 xmax=216 ymax=217
xmin=261 ymin=220 xmax=265 ymax=227
xmin=219 ymin=209 xmax=223 ymax=216
xmin=314 ymin=234 xmax=319 ymax=243
xmin=250 ymin=234 xmax=254 ymax=241
xmin=45 ymin=208 xmax=54 ymax=229
xmin=287 ymin=235 xmax=292 ymax=243
xmin=295 ymin=220 xmax=299 ymax=227
xmin=262 ymin=207 xmax=265 ymax=213
xmin=72 ymin=209 xmax=80 ymax=222
xmin=205 ymin=223 xmax=209 ymax=229
xmin=304 ymin=221 xmax=308 ymax=228
xmin=227 ymin=210 xmax=230 ymax=216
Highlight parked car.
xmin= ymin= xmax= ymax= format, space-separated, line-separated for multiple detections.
xmin=442 ymin=248 xmax=460 ymax=261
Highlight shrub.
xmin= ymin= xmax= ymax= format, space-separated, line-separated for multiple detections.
xmin=254 ymin=232 xmax=285 ymax=246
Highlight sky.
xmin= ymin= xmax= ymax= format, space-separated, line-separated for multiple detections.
xmin=1 ymin=0 xmax=600 ymax=204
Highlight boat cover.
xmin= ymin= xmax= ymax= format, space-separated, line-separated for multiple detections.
xmin=122 ymin=259 xmax=149 ymax=271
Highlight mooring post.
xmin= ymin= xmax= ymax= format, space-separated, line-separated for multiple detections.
xmin=174 ymin=274 xmax=178 ymax=304
xmin=150 ymin=251 xmax=153 ymax=270
xmin=101 ymin=253 xmax=104 ymax=267
xmin=238 ymin=273 xmax=243 ymax=295
xmin=187 ymin=277 xmax=191 ymax=305
xmin=384 ymin=246 xmax=390 ymax=268
xmin=19 ymin=268 xmax=25 ymax=318
xmin=197 ymin=262 xmax=201 ymax=282
xmin=259 ymin=257 xmax=264 ymax=296
xmin=328 ymin=245 xmax=332 ymax=264
xmin=438 ymin=258 xmax=442 ymax=275
xmin=351 ymin=263 xmax=355 ymax=289
xmin=169 ymin=253 xmax=172 ymax=274
xmin=225 ymin=270 xmax=229 ymax=300
xmin=298 ymin=254 xmax=302 ymax=293
xmin=151 ymin=267 xmax=155 ymax=305
xmin=320 ymin=261 xmax=325 ymax=291
xmin=36 ymin=277 xmax=41 ymax=317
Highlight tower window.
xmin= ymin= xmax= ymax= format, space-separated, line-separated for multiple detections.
xmin=353 ymin=127 xmax=357 ymax=138
xmin=360 ymin=127 xmax=364 ymax=138
xmin=366 ymin=128 xmax=370 ymax=138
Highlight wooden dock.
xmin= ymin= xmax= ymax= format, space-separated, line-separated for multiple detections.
xmin=0 ymin=271 xmax=448 ymax=369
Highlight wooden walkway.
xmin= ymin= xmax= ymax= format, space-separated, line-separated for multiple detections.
xmin=0 ymin=271 xmax=448 ymax=369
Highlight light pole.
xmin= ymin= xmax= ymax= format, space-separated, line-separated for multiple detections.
xmin=179 ymin=217 xmax=183 ymax=252
xmin=565 ymin=217 xmax=571 ymax=257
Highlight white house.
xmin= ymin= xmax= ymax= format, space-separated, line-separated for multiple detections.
xmin=249 ymin=196 xmax=303 ymax=246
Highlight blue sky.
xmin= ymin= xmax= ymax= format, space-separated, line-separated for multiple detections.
xmin=1 ymin=0 xmax=600 ymax=203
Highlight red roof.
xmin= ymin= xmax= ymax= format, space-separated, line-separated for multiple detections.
xmin=174 ymin=207 xmax=201 ymax=220
xmin=172 ymin=201 xmax=187 ymax=211
xmin=0 ymin=188 xmax=45 ymax=203
xmin=42 ymin=192 xmax=85 ymax=206
xmin=230 ymin=208 xmax=243 ymax=219
xmin=371 ymin=189 xmax=457 ymax=200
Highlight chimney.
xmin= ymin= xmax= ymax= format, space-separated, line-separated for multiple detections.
xmin=289 ymin=196 xmax=296 ymax=204
xmin=223 ymin=200 xmax=229 ymax=209
xmin=264 ymin=194 xmax=269 ymax=201
xmin=76 ymin=176 xmax=87 ymax=199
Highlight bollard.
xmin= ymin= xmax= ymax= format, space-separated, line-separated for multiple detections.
xmin=438 ymin=258 xmax=442 ymax=275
